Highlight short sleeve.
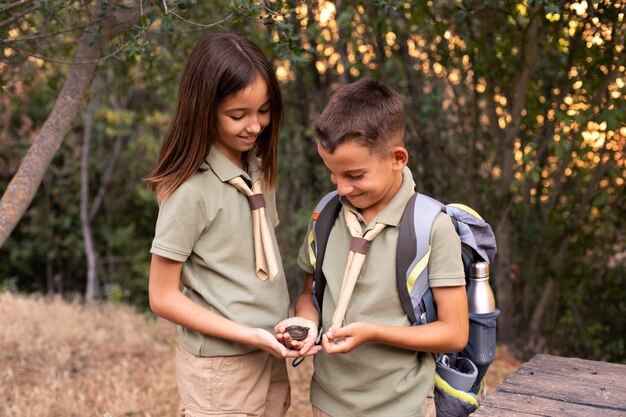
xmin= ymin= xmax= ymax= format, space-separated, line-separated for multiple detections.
xmin=266 ymin=187 xmax=279 ymax=227
xmin=296 ymin=219 xmax=315 ymax=274
xmin=427 ymin=212 xmax=465 ymax=287
xmin=150 ymin=184 xmax=207 ymax=262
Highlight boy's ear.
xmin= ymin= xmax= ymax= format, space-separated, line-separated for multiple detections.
xmin=390 ymin=146 xmax=409 ymax=170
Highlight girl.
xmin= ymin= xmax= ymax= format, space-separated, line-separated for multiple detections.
xmin=145 ymin=31 xmax=314 ymax=417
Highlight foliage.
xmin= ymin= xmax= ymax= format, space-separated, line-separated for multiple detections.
xmin=0 ymin=0 xmax=624 ymax=362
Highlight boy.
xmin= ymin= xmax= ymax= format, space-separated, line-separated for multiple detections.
xmin=277 ymin=79 xmax=469 ymax=417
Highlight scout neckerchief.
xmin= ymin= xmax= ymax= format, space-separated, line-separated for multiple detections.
xmin=228 ymin=177 xmax=278 ymax=281
xmin=331 ymin=207 xmax=386 ymax=329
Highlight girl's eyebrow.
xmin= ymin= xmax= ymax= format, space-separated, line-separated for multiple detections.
xmin=224 ymin=99 xmax=271 ymax=112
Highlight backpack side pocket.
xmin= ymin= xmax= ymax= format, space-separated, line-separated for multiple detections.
xmin=433 ymin=374 xmax=479 ymax=417
xmin=461 ymin=309 xmax=500 ymax=394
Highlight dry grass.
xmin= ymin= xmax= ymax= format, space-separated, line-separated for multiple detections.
xmin=0 ymin=292 xmax=178 ymax=417
xmin=0 ymin=292 xmax=521 ymax=417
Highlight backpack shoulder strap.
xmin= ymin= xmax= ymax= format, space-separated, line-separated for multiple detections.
xmin=396 ymin=192 xmax=445 ymax=325
xmin=310 ymin=191 xmax=341 ymax=312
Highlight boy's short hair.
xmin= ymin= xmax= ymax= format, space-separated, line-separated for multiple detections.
xmin=314 ymin=78 xmax=405 ymax=155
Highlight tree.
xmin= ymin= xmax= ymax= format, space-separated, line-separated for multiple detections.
xmin=0 ymin=0 xmax=157 ymax=248
xmin=0 ymin=0 xmax=245 ymax=300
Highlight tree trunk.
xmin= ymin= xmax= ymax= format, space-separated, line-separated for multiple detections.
xmin=81 ymin=80 xmax=101 ymax=301
xmin=494 ymin=205 xmax=516 ymax=345
xmin=0 ymin=1 xmax=149 ymax=248
xmin=492 ymin=3 xmax=543 ymax=347
xmin=82 ymin=78 xmax=128 ymax=300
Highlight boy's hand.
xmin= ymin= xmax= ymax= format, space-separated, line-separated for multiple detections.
xmin=275 ymin=318 xmax=322 ymax=356
xmin=322 ymin=322 xmax=374 ymax=354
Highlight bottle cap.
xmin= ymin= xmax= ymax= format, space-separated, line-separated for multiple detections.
xmin=470 ymin=261 xmax=489 ymax=278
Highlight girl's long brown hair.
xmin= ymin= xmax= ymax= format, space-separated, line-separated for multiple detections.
xmin=145 ymin=31 xmax=283 ymax=200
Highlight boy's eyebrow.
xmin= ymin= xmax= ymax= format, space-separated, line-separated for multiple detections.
xmin=330 ymin=168 xmax=365 ymax=175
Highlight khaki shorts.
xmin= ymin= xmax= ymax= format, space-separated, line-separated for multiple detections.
xmin=312 ymin=396 xmax=436 ymax=417
xmin=175 ymin=343 xmax=290 ymax=417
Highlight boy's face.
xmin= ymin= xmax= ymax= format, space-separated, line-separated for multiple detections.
xmin=317 ymin=140 xmax=407 ymax=219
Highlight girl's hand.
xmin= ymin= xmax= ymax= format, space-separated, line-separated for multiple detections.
xmin=322 ymin=322 xmax=374 ymax=354
xmin=251 ymin=328 xmax=311 ymax=359
xmin=252 ymin=328 xmax=293 ymax=358
xmin=275 ymin=318 xmax=321 ymax=356
xmin=251 ymin=327 xmax=320 ymax=359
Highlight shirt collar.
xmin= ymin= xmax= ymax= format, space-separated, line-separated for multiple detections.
xmin=199 ymin=148 xmax=262 ymax=185
xmin=340 ymin=166 xmax=416 ymax=228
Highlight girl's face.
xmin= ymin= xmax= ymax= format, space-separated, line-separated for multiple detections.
xmin=215 ymin=74 xmax=271 ymax=169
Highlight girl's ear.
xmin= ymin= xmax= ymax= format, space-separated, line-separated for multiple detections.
xmin=390 ymin=146 xmax=409 ymax=171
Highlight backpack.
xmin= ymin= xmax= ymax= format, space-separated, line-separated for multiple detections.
xmin=307 ymin=191 xmax=500 ymax=417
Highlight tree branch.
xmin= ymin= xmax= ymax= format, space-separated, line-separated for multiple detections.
xmin=0 ymin=4 xmax=40 ymax=29
xmin=0 ymin=0 xmax=37 ymax=14
xmin=89 ymin=134 xmax=126 ymax=222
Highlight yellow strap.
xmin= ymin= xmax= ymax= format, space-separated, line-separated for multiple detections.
xmin=406 ymin=245 xmax=431 ymax=293
xmin=447 ymin=203 xmax=483 ymax=220
xmin=308 ymin=230 xmax=317 ymax=268
xmin=434 ymin=374 xmax=480 ymax=408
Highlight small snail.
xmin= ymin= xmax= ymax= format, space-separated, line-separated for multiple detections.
xmin=284 ymin=325 xmax=309 ymax=341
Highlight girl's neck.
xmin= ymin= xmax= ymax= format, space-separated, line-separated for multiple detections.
xmin=241 ymin=154 xmax=249 ymax=174
xmin=213 ymin=144 xmax=248 ymax=172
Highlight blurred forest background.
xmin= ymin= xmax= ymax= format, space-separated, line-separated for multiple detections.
xmin=0 ymin=0 xmax=624 ymax=364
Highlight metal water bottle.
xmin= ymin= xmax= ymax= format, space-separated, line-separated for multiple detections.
xmin=467 ymin=261 xmax=496 ymax=314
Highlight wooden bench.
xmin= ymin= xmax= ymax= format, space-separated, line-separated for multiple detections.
xmin=474 ymin=353 xmax=626 ymax=416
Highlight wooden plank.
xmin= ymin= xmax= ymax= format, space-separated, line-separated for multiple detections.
xmin=496 ymin=354 xmax=626 ymax=411
xmin=522 ymin=354 xmax=626 ymax=386
xmin=473 ymin=354 xmax=626 ymax=416
xmin=471 ymin=403 xmax=537 ymax=417
xmin=475 ymin=390 xmax=625 ymax=417
xmin=498 ymin=372 xmax=626 ymax=410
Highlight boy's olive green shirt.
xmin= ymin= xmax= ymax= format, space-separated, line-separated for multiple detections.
xmin=151 ymin=148 xmax=289 ymax=357
xmin=297 ymin=166 xmax=465 ymax=417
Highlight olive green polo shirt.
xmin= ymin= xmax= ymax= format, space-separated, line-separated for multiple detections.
xmin=297 ymin=166 xmax=465 ymax=417
xmin=151 ymin=148 xmax=289 ymax=357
